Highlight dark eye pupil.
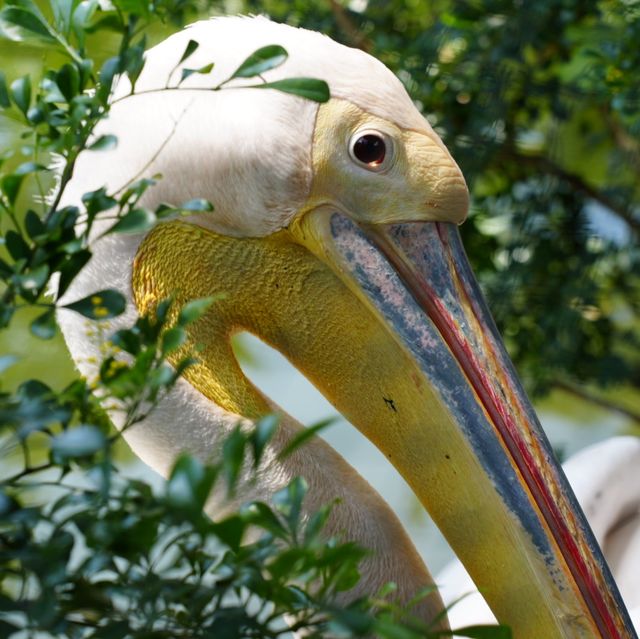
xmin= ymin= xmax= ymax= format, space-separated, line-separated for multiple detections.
xmin=353 ymin=134 xmax=386 ymax=165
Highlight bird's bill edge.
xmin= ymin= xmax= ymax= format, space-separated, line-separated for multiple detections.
xmin=288 ymin=208 xmax=634 ymax=639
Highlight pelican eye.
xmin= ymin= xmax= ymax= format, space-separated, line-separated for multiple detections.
xmin=349 ymin=130 xmax=394 ymax=172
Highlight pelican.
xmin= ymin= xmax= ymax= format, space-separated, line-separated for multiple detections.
xmin=56 ymin=16 xmax=637 ymax=638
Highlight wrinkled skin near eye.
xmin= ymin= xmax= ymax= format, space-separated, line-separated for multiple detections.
xmin=349 ymin=130 xmax=393 ymax=171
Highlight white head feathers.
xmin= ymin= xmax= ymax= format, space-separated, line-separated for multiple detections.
xmin=63 ymin=16 xmax=427 ymax=238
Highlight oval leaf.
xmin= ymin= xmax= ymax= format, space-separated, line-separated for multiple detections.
xmin=257 ymin=77 xmax=330 ymax=103
xmin=230 ymin=44 xmax=288 ymax=79
xmin=64 ymin=289 xmax=126 ymax=319
xmin=0 ymin=5 xmax=54 ymax=42
xmin=161 ymin=326 xmax=186 ymax=355
xmin=108 ymin=208 xmax=155 ymax=234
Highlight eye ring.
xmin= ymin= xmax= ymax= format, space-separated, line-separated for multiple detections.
xmin=348 ymin=129 xmax=394 ymax=172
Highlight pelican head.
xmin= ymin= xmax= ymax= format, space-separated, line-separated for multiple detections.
xmin=58 ymin=16 xmax=635 ymax=638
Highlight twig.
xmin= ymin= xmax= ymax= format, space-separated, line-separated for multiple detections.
xmin=552 ymin=379 xmax=640 ymax=426
xmin=329 ymin=0 xmax=372 ymax=52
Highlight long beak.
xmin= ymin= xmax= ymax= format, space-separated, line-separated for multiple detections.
xmin=289 ymin=210 xmax=636 ymax=639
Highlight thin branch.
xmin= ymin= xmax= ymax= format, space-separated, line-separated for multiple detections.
xmin=552 ymin=380 xmax=640 ymax=426
xmin=329 ymin=0 xmax=372 ymax=52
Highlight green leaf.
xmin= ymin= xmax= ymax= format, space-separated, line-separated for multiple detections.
xmin=447 ymin=626 xmax=512 ymax=639
xmin=88 ymin=134 xmax=117 ymax=151
xmin=40 ymin=77 xmax=66 ymax=103
xmin=71 ymin=0 xmax=98 ymax=45
xmin=256 ymin=78 xmax=330 ymax=103
xmin=0 ymin=173 xmax=24 ymax=205
xmin=179 ymin=62 xmax=214 ymax=84
xmin=56 ymin=63 xmax=80 ymax=101
xmin=51 ymin=0 xmax=74 ymax=35
xmin=107 ymin=208 xmax=155 ymax=234
xmin=177 ymin=297 xmax=214 ymax=325
xmin=57 ymin=249 xmax=92 ymax=298
xmin=0 ymin=71 xmax=10 ymax=108
xmin=82 ymin=188 xmax=117 ymax=217
xmin=243 ymin=501 xmax=287 ymax=538
xmin=0 ymin=4 xmax=55 ymax=42
xmin=51 ymin=424 xmax=106 ymax=460
xmin=180 ymin=198 xmax=213 ymax=212
xmin=161 ymin=326 xmax=186 ymax=355
xmin=178 ymin=38 xmax=199 ymax=65
xmin=222 ymin=426 xmax=246 ymax=492
xmin=24 ymin=209 xmax=45 ymax=239
xmin=213 ymin=514 xmax=246 ymax=551
xmin=251 ymin=414 xmax=279 ymax=467
xmin=18 ymin=263 xmax=49 ymax=294
xmin=31 ymin=308 xmax=57 ymax=339
xmin=10 ymin=75 xmax=32 ymax=114
xmin=64 ymin=289 xmax=126 ymax=319
xmin=277 ymin=417 xmax=335 ymax=460
xmin=110 ymin=327 xmax=140 ymax=355
xmin=97 ymin=56 xmax=119 ymax=103
xmin=4 ymin=229 xmax=30 ymax=260
xmin=230 ymin=44 xmax=288 ymax=79
xmin=274 ymin=477 xmax=307 ymax=533
xmin=15 ymin=161 xmax=47 ymax=176
xmin=166 ymin=454 xmax=216 ymax=513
